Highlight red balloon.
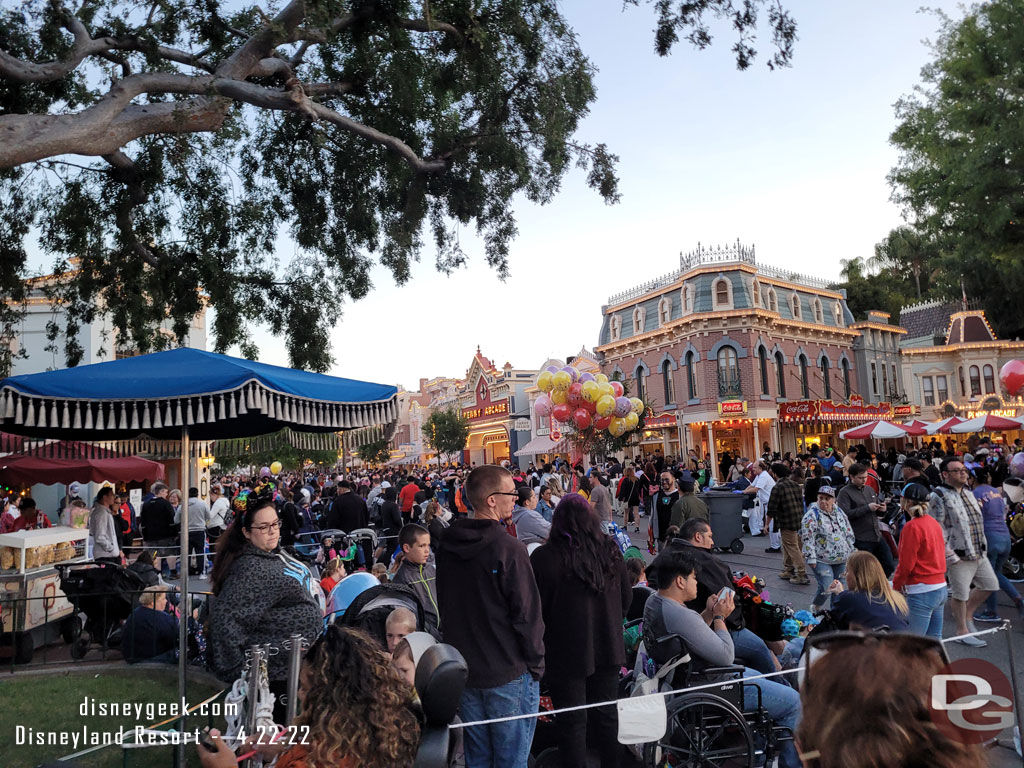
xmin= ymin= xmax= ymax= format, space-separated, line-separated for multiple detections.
xmin=573 ymin=408 xmax=592 ymax=430
xmin=567 ymin=382 xmax=583 ymax=406
xmin=582 ymin=398 xmax=598 ymax=414
xmin=610 ymin=380 xmax=625 ymax=398
xmin=594 ymin=415 xmax=613 ymax=430
xmin=1000 ymin=360 xmax=1024 ymax=397
xmin=552 ymin=403 xmax=573 ymax=423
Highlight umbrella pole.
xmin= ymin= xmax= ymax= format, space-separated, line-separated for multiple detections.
xmin=177 ymin=425 xmax=190 ymax=768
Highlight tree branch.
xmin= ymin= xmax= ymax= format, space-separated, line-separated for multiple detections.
xmin=102 ymin=150 xmax=160 ymax=268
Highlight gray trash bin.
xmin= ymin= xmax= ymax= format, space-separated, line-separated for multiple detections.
xmin=698 ymin=491 xmax=746 ymax=553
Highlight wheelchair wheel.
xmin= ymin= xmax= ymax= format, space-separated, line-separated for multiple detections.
xmin=644 ymin=692 xmax=755 ymax=767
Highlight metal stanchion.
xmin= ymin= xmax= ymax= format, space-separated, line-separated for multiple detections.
xmin=241 ymin=644 xmax=266 ymax=768
xmin=1003 ymin=620 xmax=1024 ymax=767
xmin=284 ymin=634 xmax=303 ymax=725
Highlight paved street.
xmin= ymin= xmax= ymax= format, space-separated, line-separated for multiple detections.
xmin=624 ymin=523 xmax=1024 ymax=767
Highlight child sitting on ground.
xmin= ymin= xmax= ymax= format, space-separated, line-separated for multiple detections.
xmin=385 ymin=606 xmax=417 ymax=654
xmin=626 ymin=558 xmax=647 ymax=587
xmin=372 ymin=562 xmax=389 ymax=584
xmin=319 ymin=557 xmax=343 ymax=597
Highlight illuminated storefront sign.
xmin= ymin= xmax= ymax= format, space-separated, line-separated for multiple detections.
xmin=462 ymin=400 xmax=509 ymax=421
xmin=780 ymin=395 xmax=893 ymax=422
xmin=718 ymin=400 xmax=747 ymax=416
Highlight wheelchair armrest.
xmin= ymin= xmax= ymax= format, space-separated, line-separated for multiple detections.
xmin=698 ymin=664 xmax=745 ymax=677
xmin=624 ymin=618 xmax=643 ymax=630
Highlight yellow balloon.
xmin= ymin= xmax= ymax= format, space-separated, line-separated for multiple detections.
xmin=270 ymin=461 xmax=283 ymax=474
xmin=552 ymin=371 xmax=572 ymax=391
xmin=608 ymin=417 xmax=627 ymax=437
xmin=596 ymin=395 xmax=616 ymax=417
xmin=630 ymin=397 xmax=644 ymax=415
xmin=581 ymin=380 xmax=600 ymax=403
xmin=536 ymin=371 xmax=554 ymax=392
xmin=595 ymin=373 xmax=609 ymax=385
xmin=551 ymin=389 xmax=568 ymax=405
xmin=624 ymin=412 xmax=640 ymax=431
xmin=597 ymin=381 xmax=614 ymax=398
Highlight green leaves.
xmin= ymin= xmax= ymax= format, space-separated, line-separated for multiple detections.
xmin=422 ymin=406 xmax=470 ymax=461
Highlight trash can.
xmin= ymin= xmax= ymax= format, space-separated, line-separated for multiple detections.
xmin=698 ymin=490 xmax=746 ymax=553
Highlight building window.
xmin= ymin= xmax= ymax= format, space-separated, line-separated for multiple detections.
xmin=799 ymin=354 xmax=809 ymax=399
xmin=882 ymin=366 xmax=889 ymax=399
xmin=539 ymin=414 xmax=550 ymax=430
xmin=841 ymin=358 xmax=852 ymax=398
xmin=983 ymin=364 xmax=995 ymax=394
xmin=685 ymin=352 xmax=697 ymax=400
xmin=714 ymin=279 xmax=731 ymax=308
xmin=922 ymin=377 xmax=935 ymax=406
xmin=870 ymin=362 xmax=878 ymax=396
xmin=820 ymin=357 xmax=831 ymax=400
xmin=892 ymin=365 xmax=898 ymax=397
xmin=834 ymin=302 xmax=842 ymax=325
xmin=958 ymin=366 xmax=966 ymax=396
xmin=658 ymin=297 xmax=671 ymax=325
xmin=662 ymin=360 xmax=675 ymax=404
xmin=758 ymin=347 xmax=770 ymax=395
xmin=633 ymin=306 xmax=645 ymax=334
xmin=717 ymin=347 xmax=742 ymax=398
xmin=775 ymin=351 xmax=786 ymax=398
xmin=937 ymin=375 xmax=949 ymax=403
xmin=792 ymin=294 xmax=802 ymax=319
xmin=813 ymin=299 xmax=824 ymax=324
xmin=752 ymin=280 xmax=761 ymax=307
xmin=969 ymin=365 xmax=981 ymax=397
xmin=768 ymin=289 xmax=778 ymax=313
xmin=682 ymin=285 xmax=692 ymax=313
xmin=635 ymin=366 xmax=646 ymax=402
xmin=609 ymin=315 xmax=621 ymax=341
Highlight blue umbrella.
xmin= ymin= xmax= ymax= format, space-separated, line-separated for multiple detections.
xmin=0 ymin=347 xmax=397 ymax=440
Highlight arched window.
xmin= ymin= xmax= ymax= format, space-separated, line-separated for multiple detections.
xmin=791 ymin=294 xmax=802 ymax=320
xmin=609 ymin=315 xmax=621 ymax=341
xmin=635 ymin=365 xmax=646 ymax=401
xmin=752 ymin=281 xmax=761 ymax=307
xmin=775 ymin=351 xmax=786 ymax=398
xmin=714 ymin=278 xmax=731 ymax=308
xmin=841 ymin=358 xmax=852 ymax=399
xmin=834 ymin=302 xmax=842 ymax=325
xmin=958 ymin=366 xmax=966 ymax=396
xmin=685 ymin=351 xmax=697 ymax=400
xmin=682 ymin=285 xmax=692 ymax=313
xmin=658 ymin=296 xmax=671 ymax=325
xmin=820 ymin=357 xmax=831 ymax=399
xmin=768 ymin=289 xmax=778 ymax=313
xmin=983 ymin=364 xmax=995 ymax=394
xmin=758 ymin=347 xmax=770 ymax=395
xmin=813 ymin=299 xmax=824 ymax=324
xmin=798 ymin=354 xmax=809 ymax=398
xmin=662 ymin=360 xmax=675 ymax=404
xmin=633 ymin=306 xmax=645 ymax=334
xmin=718 ymin=346 xmax=741 ymax=398
xmin=969 ymin=365 xmax=981 ymax=397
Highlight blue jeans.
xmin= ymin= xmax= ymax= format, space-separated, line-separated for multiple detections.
xmin=741 ymin=668 xmax=801 ymax=768
xmin=730 ymin=627 xmax=777 ymax=676
xmin=810 ymin=561 xmax=846 ymax=609
xmin=459 ymin=672 xmax=539 ymax=768
xmin=905 ymin=588 xmax=946 ymax=640
xmin=984 ymin=533 xmax=1022 ymax=614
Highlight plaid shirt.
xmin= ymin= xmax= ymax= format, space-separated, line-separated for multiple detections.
xmin=767 ymin=477 xmax=804 ymax=531
xmin=929 ymin=485 xmax=987 ymax=560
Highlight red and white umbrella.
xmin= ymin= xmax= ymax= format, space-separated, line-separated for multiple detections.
xmin=840 ymin=420 xmax=924 ymax=440
xmin=926 ymin=416 xmax=964 ymax=434
xmin=949 ymin=414 xmax=1023 ymax=434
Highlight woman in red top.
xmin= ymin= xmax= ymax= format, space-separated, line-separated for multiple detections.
xmin=892 ymin=483 xmax=948 ymax=640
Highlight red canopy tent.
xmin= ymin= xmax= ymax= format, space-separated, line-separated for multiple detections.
xmin=949 ymin=414 xmax=1022 ymax=434
xmin=0 ymin=440 xmax=165 ymax=485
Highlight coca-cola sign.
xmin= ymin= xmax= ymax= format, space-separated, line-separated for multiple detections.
xmin=779 ymin=401 xmax=817 ymax=419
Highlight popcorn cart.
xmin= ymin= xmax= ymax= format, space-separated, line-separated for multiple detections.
xmin=0 ymin=527 xmax=88 ymax=663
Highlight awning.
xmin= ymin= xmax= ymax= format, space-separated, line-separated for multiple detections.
xmin=839 ymin=420 xmax=924 ymax=440
xmin=0 ymin=440 xmax=166 ymax=485
xmin=514 ymin=435 xmax=567 ymax=457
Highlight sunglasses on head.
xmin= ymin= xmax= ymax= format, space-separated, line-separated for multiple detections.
xmin=801 ymin=630 xmax=948 ymax=689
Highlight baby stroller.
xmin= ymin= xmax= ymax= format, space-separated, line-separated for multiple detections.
xmin=337 ymin=582 xmax=433 ymax=647
xmin=57 ymin=561 xmax=148 ymax=659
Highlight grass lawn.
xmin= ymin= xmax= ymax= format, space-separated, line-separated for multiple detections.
xmin=0 ymin=668 xmax=229 ymax=768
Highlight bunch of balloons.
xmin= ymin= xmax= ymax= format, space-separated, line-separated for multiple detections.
xmin=260 ymin=461 xmax=284 ymax=476
xmin=534 ymin=364 xmax=644 ymax=439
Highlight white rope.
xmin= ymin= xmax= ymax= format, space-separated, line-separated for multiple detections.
xmin=450 ymin=623 xmax=1011 ymax=729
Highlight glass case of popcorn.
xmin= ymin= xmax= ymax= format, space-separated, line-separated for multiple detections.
xmin=0 ymin=527 xmax=89 ymax=574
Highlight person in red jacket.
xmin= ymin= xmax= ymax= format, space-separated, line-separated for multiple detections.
xmin=398 ymin=477 xmax=419 ymax=524
xmin=892 ymin=483 xmax=947 ymax=640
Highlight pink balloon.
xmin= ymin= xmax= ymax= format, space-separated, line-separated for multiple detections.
xmin=567 ymin=382 xmax=583 ymax=406
xmin=534 ymin=395 xmax=552 ymax=417
xmin=1000 ymin=360 xmax=1024 ymax=397
xmin=614 ymin=396 xmax=632 ymax=418
xmin=573 ymin=408 xmax=592 ymax=430
xmin=610 ymin=380 xmax=625 ymax=398
xmin=552 ymin=403 xmax=573 ymax=423
xmin=594 ymin=415 xmax=613 ymax=430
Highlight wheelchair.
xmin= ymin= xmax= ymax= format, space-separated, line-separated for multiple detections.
xmin=639 ymin=622 xmax=794 ymax=768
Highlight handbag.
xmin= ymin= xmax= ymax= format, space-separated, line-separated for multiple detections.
xmin=742 ymin=597 xmax=788 ymax=642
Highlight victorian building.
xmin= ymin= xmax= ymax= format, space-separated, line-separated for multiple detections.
xmin=595 ymin=241 xmax=893 ymax=466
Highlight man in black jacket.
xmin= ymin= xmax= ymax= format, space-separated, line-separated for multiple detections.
xmin=653 ymin=519 xmax=780 ymax=675
xmin=140 ymin=483 xmax=178 ymax=578
xmin=325 ymin=481 xmax=367 ymax=532
xmin=436 ymin=464 xmax=544 ymax=768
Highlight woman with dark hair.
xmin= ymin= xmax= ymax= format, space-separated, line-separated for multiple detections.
xmin=199 ymin=624 xmax=420 ymax=768
xmin=207 ymin=486 xmax=324 ymax=722
xmin=530 ymin=493 xmax=631 ymax=768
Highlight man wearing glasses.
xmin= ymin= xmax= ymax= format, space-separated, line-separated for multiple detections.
xmin=928 ymin=458 xmax=997 ymax=646
xmin=436 ymin=465 xmax=544 ymax=767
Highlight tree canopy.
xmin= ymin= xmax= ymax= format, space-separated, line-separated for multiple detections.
xmin=422 ymin=406 xmax=469 ymax=465
xmin=0 ymin=0 xmax=796 ymax=372
xmin=887 ymin=0 xmax=1024 ymax=340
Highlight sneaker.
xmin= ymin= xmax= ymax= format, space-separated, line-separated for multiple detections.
xmin=790 ymin=577 xmax=811 ymax=586
xmin=973 ymin=612 xmax=1002 ymax=624
xmin=778 ymin=573 xmax=793 ymax=581
xmin=955 ymin=635 xmax=987 ymax=648
xmin=633 ymin=526 xmax=640 ymax=533
xmin=765 ymin=547 xmax=781 ymax=553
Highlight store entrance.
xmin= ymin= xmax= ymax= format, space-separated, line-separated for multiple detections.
xmin=715 ymin=429 xmax=743 ymax=461
xmin=797 ymin=433 xmax=831 ymax=455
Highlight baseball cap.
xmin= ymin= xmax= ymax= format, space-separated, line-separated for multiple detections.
xmin=780 ymin=618 xmax=801 ymax=638
xmin=816 ymin=485 xmax=836 ymax=497
xmin=964 ymin=453 xmax=975 ymax=462
xmin=976 ymin=447 xmax=990 ymax=456
xmin=794 ymin=610 xmax=821 ymax=626
xmin=380 ymin=481 xmax=391 ymax=489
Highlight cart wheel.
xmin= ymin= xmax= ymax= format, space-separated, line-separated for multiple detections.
xmin=1004 ymin=557 xmax=1024 ymax=582
xmin=13 ymin=632 xmax=34 ymax=665
xmin=61 ymin=615 xmax=83 ymax=645
xmin=70 ymin=638 xmax=89 ymax=660
xmin=730 ymin=539 xmax=745 ymax=554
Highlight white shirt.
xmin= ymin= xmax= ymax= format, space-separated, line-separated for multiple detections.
xmin=751 ymin=471 xmax=776 ymax=507
xmin=209 ymin=497 xmax=231 ymax=528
